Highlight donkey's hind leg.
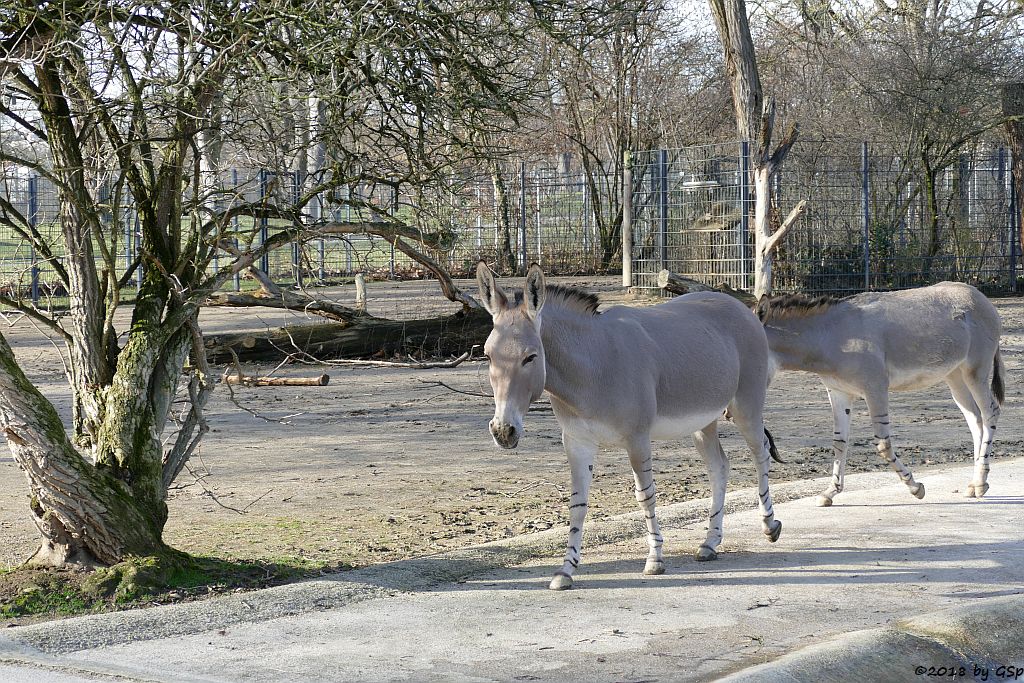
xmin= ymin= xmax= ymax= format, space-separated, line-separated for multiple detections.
xmin=865 ymin=390 xmax=925 ymax=499
xmin=947 ymin=373 xmax=986 ymax=497
xmin=818 ymin=386 xmax=854 ymax=507
xmin=960 ymin=365 xmax=1001 ymax=498
xmin=626 ymin=436 xmax=664 ymax=575
xmin=692 ymin=422 xmax=729 ymax=561
xmin=730 ymin=408 xmax=782 ymax=543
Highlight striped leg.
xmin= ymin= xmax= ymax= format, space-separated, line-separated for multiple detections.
xmin=550 ymin=432 xmax=597 ymax=591
xmin=627 ymin=437 xmax=664 ymax=575
xmin=866 ymin=392 xmax=925 ymax=499
xmin=692 ymin=422 xmax=728 ymax=561
xmin=818 ymin=387 xmax=854 ymax=507
xmin=962 ymin=369 xmax=1001 ymax=499
xmin=733 ymin=415 xmax=782 ymax=542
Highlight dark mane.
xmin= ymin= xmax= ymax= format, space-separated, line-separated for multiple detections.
xmin=756 ymin=292 xmax=845 ymax=322
xmin=514 ymin=284 xmax=600 ymax=315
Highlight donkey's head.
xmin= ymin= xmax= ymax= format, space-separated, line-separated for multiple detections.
xmin=476 ymin=261 xmax=547 ymax=449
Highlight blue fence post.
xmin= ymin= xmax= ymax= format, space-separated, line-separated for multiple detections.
xmin=28 ymin=176 xmax=39 ymax=306
xmin=862 ymin=141 xmax=871 ymax=291
xmin=621 ymin=151 xmax=633 ymax=289
xmin=519 ymin=161 xmax=527 ymax=273
xmin=534 ymin=169 xmax=543 ymax=266
xmin=124 ymin=198 xmax=132 ymax=291
xmin=292 ymin=170 xmax=302 ymax=287
xmin=318 ymin=232 xmax=326 ymax=282
xmin=232 ymin=168 xmax=241 ymax=291
xmin=739 ymin=141 xmax=750 ymax=290
xmin=134 ymin=212 xmax=143 ymax=290
xmin=259 ymin=169 xmax=269 ymax=275
xmin=1010 ymin=149 xmax=1019 ymax=293
xmin=658 ymin=149 xmax=668 ymax=271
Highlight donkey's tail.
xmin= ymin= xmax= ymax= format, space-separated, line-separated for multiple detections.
xmin=765 ymin=427 xmax=785 ymax=464
xmin=992 ymin=347 xmax=1005 ymax=406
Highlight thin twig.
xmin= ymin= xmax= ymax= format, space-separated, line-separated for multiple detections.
xmin=219 ymin=348 xmax=295 ymax=424
xmin=417 ymin=379 xmax=492 ymax=397
xmin=319 ymin=350 xmax=473 ymax=369
xmin=501 ymin=481 xmax=567 ymax=499
xmin=184 ymin=463 xmax=272 ymax=515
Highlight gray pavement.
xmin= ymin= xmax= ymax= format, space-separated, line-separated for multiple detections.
xmin=1 ymin=458 xmax=1022 ymax=683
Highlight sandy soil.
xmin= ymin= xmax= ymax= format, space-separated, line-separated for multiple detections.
xmin=1 ymin=277 xmax=1022 ymax=574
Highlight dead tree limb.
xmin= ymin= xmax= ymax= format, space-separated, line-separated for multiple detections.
xmin=657 ymin=270 xmax=756 ymax=306
xmin=205 ymin=307 xmax=492 ymax=363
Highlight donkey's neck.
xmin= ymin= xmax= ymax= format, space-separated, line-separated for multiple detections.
xmin=763 ymin=313 xmax=838 ymax=374
xmin=539 ymin=304 xmax=606 ymax=412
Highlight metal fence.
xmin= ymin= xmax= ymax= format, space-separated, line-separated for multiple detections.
xmin=630 ymin=141 xmax=1020 ymax=296
xmin=5 ymin=140 xmax=1018 ymax=311
xmin=0 ymin=165 xmax=609 ymax=309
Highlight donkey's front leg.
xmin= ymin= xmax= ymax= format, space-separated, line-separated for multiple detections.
xmin=866 ymin=392 xmax=924 ymax=499
xmin=626 ymin=436 xmax=664 ymax=575
xmin=818 ymin=387 xmax=854 ymax=507
xmin=550 ymin=433 xmax=597 ymax=591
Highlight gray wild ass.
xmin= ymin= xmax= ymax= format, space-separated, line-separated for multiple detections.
xmin=477 ymin=262 xmax=784 ymax=590
xmin=757 ymin=282 xmax=1004 ymax=506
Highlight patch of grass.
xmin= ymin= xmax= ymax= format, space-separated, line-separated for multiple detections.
xmin=0 ymin=579 xmax=92 ymax=619
xmin=0 ymin=552 xmax=351 ymax=625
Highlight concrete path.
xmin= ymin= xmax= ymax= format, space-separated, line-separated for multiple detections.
xmin=1 ymin=459 xmax=1022 ymax=683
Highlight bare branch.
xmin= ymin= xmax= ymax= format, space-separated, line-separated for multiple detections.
xmin=761 ymin=200 xmax=808 ymax=255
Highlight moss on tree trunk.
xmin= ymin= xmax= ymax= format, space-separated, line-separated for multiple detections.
xmin=0 ymin=333 xmax=171 ymax=567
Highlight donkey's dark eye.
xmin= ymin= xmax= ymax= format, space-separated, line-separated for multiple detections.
xmin=523 ymin=354 xmax=537 ymax=366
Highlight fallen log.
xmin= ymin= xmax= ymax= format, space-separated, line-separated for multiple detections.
xmin=657 ymin=270 xmax=756 ymax=306
xmin=205 ymin=307 xmax=492 ymax=363
xmin=223 ymin=373 xmax=330 ymax=387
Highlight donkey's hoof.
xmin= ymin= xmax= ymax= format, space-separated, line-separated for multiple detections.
xmin=816 ymin=495 xmax=833 ymax=507
xmin=549 ymin=572 xmax=574 ymax=591
xmin=694 ymin=545 xmax=718 ymax=562
xmin=643 ymin=560 xmax=665 ymax=575
xmin=910 ymin=482 xmax=925 ymax=499
xmin=765 ymin=520 xmax=783 ymax=543
xmin=966 ymin=482 xmax=989 ymax=499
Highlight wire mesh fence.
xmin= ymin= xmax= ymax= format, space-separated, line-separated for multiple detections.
xmin=630 ymin=141 xmax=1020 ymax=296
xmin=631 ymin=143 xmax=751 ymax=292
xmin=0 ymin=165 xmax=612 ymax=311
xmin=4 ymin=140 xmax=1017 ymax=313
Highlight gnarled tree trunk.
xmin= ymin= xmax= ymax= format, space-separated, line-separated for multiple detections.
xmin=0 ymin=333 xmax=171 ymax=566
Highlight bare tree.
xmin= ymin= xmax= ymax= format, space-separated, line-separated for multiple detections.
xmin=708 ymin=0 xmax=803 ymax=298
xmin=0 ymin=0 xmax=554 ymax=581
xmin=538 ymin=0 xmax=721 ymax=269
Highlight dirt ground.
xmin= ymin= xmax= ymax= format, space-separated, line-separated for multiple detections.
xmin=1 ymin=277 xmax=1022 ymax=580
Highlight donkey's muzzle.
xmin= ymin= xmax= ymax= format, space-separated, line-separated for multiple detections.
xmin=489 ymin=419 xmax=520 ymax=449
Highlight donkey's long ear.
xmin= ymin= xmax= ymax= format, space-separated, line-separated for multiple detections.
xmin=524 ymin=263 xmax=546 ymax=321
xmin=476 ymin=261 xmax=507 ymax=316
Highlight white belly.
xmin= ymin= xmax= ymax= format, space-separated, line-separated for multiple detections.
xmin=888 ymin=365 xmax=951 ymax=392
xmin=560 ymin=408 xmax=724 ymax=447
xmin=649 ymin=408 xmax=725 ymax=441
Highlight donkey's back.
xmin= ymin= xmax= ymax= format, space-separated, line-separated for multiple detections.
xmin=836 ymin=282 xmax=1000 ymax=392
xmin=607 ymin=291 xmax=771 ymax=407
